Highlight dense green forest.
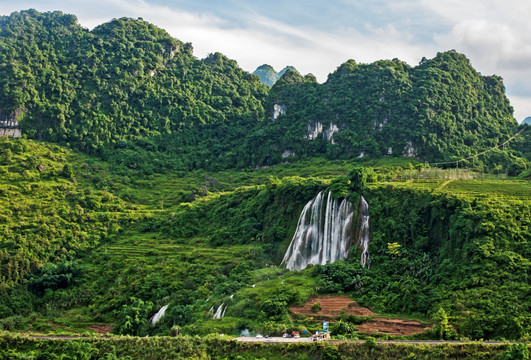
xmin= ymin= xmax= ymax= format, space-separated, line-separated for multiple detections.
xmin=0 ymin=9 xmax=529 ymax=359
xmin=253 ymin=55 xmax=527 ymax=173
xmin=0 ymin=9 xmax=268 ymax=173
xmin=0 ymin=10 xmax=528 ymax=175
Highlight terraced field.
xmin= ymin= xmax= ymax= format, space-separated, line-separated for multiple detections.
xmin=290 ymin=296 xmax=431 ymax=337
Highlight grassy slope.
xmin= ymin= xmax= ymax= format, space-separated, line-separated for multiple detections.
xmin=0 ymin=138 xmax=529 ymax=340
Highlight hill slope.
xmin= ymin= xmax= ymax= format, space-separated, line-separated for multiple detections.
xmin=248 ymin=53 xmax=524 ymax=173
xmin=0 ymin=137 xmax=529 ymax=341
xmin=0 ymin=10 xmax=267 ymax=173
xmin=1 ymin=10 xmax=526 ymax=175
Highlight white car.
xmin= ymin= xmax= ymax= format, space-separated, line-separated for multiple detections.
xmin=255 ymin=334 xmax=263 ymax=338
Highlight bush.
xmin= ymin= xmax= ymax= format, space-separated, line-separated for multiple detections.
xmin=500 ymin=343 xmax=530 ymax=360
xmin=311 ymin=302 xmax=321 ymax=313
xmin=112 ymin=297 xmax=154 ymax=336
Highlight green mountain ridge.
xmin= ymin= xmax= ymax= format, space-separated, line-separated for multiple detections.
xmin=1 ymin=9 xmax=526 ymax=176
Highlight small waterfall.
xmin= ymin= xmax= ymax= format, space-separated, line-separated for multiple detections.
xmin=282 ymin=190 xmax=354 ymax=270
xmin=213 ymin=303 xmax=226 ymax=319
xmin=355 ymin=196 xmax=370 ymax=268
xmin=150 ymin=305 xmax=168 ymax=325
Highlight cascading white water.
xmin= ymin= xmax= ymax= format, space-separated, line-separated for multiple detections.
xmin=356 ymin=196 xmax=370 ymax=268
xmin=281 ymin=190 xmax=354 ymax=270
xmin=213 ymin=303 xmax=225 ymax=319
xmin=150 ymin=305 xmax=168 ymax=325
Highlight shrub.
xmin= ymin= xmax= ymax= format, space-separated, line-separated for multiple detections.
xmin=311 ymin=302 xmax=321 ymax=313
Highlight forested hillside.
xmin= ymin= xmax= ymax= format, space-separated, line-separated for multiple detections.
xmin=0 ymin=9 xmax=268 ymax=173
xmin=251 ymin=53 xmax=526 ymax=173
xmin=0 ymin=10 xmax=527 ymax=175
xmin=0 ymin=136 xmax=529 ymax=342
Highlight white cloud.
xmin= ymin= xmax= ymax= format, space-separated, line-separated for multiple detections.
xmin=507 ymin=95 xmax=531 ymax=124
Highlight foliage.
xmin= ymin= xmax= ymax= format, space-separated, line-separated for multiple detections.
xmin=0 ymin=134 xmax=528 ymax=341
xmin=245 ymin=52 xmax=527 ymax=174
xmin=112 ymin=297 xmax=154 ymax=336
xmin=499 ymin=343 xmax=530 ymax=360
xmin=0 ymin=10 xmax=527 ymax=176
xmin=0 ymin=333 xmax=525 ymax=359
xmin=311 ymin=302 xmax=321 ymax=313
xmin=28 ymin=259 xmax=81 ymax=295
xmin=387 ymin=242 xmax=401 ymax=258
xmin=0 ymin=137 xmax=134 ymax=297
xmin=432 ymin=307 xmax=454 ymax=340
xmin=0 ymin=10 xmax=267 ymax=174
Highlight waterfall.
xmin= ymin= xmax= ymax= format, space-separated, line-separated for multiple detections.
xmin=150 ymin=305 xmax=168 ymax=325
xmin=281 ymin=190 xmax=354 ymax=270
xmin=355 ymin=196 xmax=370 ymax=268
xmin=213 ymin=303 xmax=226 ymax=319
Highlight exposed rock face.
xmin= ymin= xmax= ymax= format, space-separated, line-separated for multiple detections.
xmin=0 ymin=116 xmax=21 ymax=138
xmin=306 ymin=122 xmax=323 ymax=140
xmin=282 ymin=149 xmax=295 ymax=159
xmin=323 ymin=123 xmax=339 ymax=143
xmin=403 ymin=141 xmax=416 ymax=157
xmin=305 ymin=122 xmax=339 ymax=142
xmin=0 ymin=128 xmax=21 ymax=137
xmin=272 ymin=104 xmax=286 ymax=120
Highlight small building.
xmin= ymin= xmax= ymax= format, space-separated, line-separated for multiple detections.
xmin=312 ymin=330 xmax=331 ymax=341
xmin=0 ymin=117 xmax=21 ymax=138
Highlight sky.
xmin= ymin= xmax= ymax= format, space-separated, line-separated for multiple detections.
xmin=1 ymin=0 xmax=530 ymax=122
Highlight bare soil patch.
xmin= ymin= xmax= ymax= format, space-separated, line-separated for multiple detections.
xmin=290 ymin=296 xmax=430 ymax=336
xmin=86 ymin=324 xmax=113 ymax=334
xmin=357 ymin=317 xmax=431 ymax=336
xmin=290 ymin=296 xmax=376 ymax=318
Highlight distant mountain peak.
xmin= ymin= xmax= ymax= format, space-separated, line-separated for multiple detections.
xmin=253 ymin=64 xmax=299 ymax=86
xmin=522 ymin=117 xmax=531 ymax=125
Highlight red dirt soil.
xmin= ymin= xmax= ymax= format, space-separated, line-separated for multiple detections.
xmin=290 ymin=296 xmax=376 ymax=317
xmin=86 ymin=324 xmax=113 ymax=334
xmin=290 ymin=296 xmax=430 ymax=336
xmin=357 ymin=317 xmax=431 ymax=336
